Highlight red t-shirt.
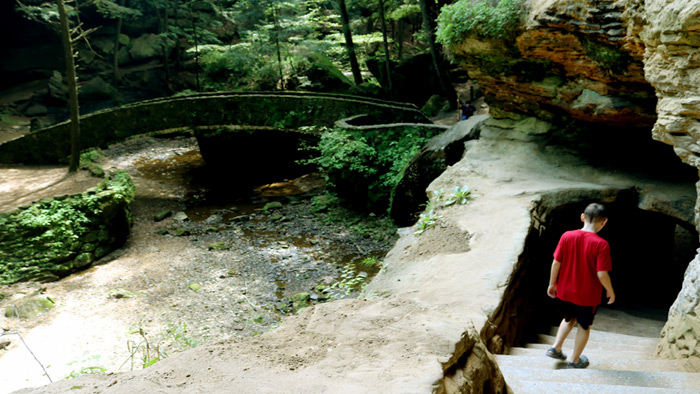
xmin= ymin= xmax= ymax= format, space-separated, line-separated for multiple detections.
xmin=553 ymin=229 xmax=612 ymax=306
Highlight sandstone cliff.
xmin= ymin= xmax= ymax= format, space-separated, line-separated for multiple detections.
xmin=443 ymin=0 xmax=700 ymax=371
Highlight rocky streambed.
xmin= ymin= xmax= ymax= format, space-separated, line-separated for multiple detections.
xmin=0 ymin=133 xmax=398 ymax=393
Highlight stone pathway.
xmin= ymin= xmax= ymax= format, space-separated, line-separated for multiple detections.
xmin=495 ymin=309 xmax=700 ymax=393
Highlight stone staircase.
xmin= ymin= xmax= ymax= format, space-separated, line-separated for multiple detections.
xmin=494 ymin=308 xmax=700 ymax=393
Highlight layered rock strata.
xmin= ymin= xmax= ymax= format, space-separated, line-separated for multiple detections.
xmin=444 ymin=0 xmax=700 ymax=372
xmin=639 ymin=0 xmax=700 ymax=371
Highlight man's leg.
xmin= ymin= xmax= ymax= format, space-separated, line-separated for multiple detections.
xmin=571 ymin=324 xmax=591 ymax=363
xmin=552 ymin=318 xmax=576 ymax=352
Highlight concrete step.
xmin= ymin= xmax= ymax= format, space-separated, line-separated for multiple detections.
xmin=543 ymin=328 xmax=661 ymax=346
xmin=536 ymin=333 xmax=659 ymax=351
xmin=498 ymin=365 xmax=700 ymax=390
xmin=525 ymin=338 xmax=657 ymax=355
xmin=508 ymin=347 xmax=662 ymax=362
xmin=506 ymin=379 xmax=699 ymax=394
xmin=494 ymin=354 xmax=687 ymax=373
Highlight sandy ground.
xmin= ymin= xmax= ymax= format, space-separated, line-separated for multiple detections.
xmin=0 ymin=133 xmax=398 ymax=394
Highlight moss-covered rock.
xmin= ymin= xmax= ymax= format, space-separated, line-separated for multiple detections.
xmin=5 ymin=296 xmax=55 ymax=319
xmin=0 ymin=171 xmax=135 ymax=285
xmin=291 ymin=292 xmax=311 ymax=312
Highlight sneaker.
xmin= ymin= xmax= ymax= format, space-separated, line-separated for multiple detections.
xmin=545 ymin=347 xmax=566 ymax=360
xmin=568 ymin=355 xmax=589 ymax=369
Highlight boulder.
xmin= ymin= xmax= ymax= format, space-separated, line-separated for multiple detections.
xmin=48 ymin=70 xmax=66 ymax=103
xmin=92 ymin=37 xmax=115 ymax=55
xmin=422 ymin=95 xmax=448 ymax=117
xmin=129 ymin=34 xmax=165 ymax=61
xmin=80 ymin=76 xmax=117 ymax=100
xmin=299 ymin=52 xmax=353 ymax=93
xmin=390 ymin=115 xmax=487 ymax=226
xmin=5 ymin=296 xmax=55 ymax=319
xmin=23 ymin=104 xmax=47 ymax=117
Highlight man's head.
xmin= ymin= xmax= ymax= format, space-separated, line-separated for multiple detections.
xmin=581 ymin=203 xmax=608 ymax=230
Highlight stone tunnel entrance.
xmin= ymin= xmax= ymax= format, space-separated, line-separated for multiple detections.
xmin=508 ymin=193 xmax=699 ymax=348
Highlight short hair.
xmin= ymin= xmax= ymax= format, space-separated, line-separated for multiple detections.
xmin=584 ymin=203 xmax=607 ymax=223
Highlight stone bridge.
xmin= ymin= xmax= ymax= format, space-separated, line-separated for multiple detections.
xmin=0 ymin=91 xmax=435 ymax=165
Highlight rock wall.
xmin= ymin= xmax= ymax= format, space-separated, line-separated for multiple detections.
xmin=443 ymin=0 xmax=700 ymax=371
xmin=448 ymin=0 xmax=656 ymax=127
xmin=638 ymin=0 xmax=700 ymax=371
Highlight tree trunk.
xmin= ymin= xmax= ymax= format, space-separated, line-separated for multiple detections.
xmin=378 ymin=0 xmax=392 ymax=99
xmin=338 ymin=0 xmax=362 ymax=85
xmin=419 ymin=0 xmax=456 ymax=106
xmin=161 ymin=5 xmax=172 ymax=94
xmin=173 ymin=0 xmax=181 ymax=71
xmin=397 ymin=19 xmax=405 ymax=60
xmin=272 ymin=6 xmax=284 ymax=88
xmin=113 ymin=0 xmax=125 ymax=83
xmin=56 ymin=0 xmax=81 ymax=172
xmin=190 ymin=6 xmax=200 ymax=91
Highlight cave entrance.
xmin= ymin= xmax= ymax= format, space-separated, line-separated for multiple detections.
xmin=514 ymin=194 xmax=699 ymax=346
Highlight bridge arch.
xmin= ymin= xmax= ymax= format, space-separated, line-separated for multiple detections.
xmin=0 ymin=92 xmax=432 ymax=165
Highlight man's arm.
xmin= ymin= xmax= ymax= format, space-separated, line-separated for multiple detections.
xmin=547 ymin=259 xmax=561 ymax=298
xmin=597 ymin=271 xmax=615 ymax=304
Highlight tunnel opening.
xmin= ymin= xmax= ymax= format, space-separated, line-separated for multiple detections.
xmin=536 ymin=199 xmax=697 ymax=326
xmin=485 ymin=191 xmax=699 ymax=354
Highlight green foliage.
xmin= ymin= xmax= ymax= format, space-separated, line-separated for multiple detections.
xmin=330 ymin=262 xmax=367 ymax=294
xmin=389 ymin=3 xmax=420 ymax=20
xmin=444 ymin=185 xmax=472 ymax=206
xmin=65 ymin=355 xmax=108 ymax=379
xmin=582 ymin=37 xmax=633 ymax=75
xmin=122 ymin=321 xmax=199 ymax=370
xmin=124 ymin=327 xmax=162 ymax=370
xmin=80 ymin=149 xmax=106 ymax=178
xmin=164 ymin=322 xmax=199 ymax=352
xmin=358 ymin=256 xmax=382 ymax=271
xmin=200 ymin=44 xmax=259 ymax=90
xmin=436 ymin=0 xmax=524 ymax=47
xmin=92 ymin=0 xmax=142 ymax=19
xmin=0 ymin=171 xmax=135 ymax=285
xmin=303 ymin=126 xmax=441 ymax=211
xmin=414 ymin=209 xmax=440 ymax=235
xmin=15 ymin=2 xmax=66 ymax=23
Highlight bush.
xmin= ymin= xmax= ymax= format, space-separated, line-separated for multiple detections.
xmin=304 ymin=127 xmax=442 ymax=212
xmin=436 ymin=0 xmax=524 ymax=47
xmin=200 ymin=43 xmax=259 ymax=90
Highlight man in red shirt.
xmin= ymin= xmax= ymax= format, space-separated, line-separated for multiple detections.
xmin=545 ymin=203 xmax=616 ymax=369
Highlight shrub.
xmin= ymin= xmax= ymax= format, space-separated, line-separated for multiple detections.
xmin=303 ymin=126 xmax=442 ymax=212
xmin=436 ymin=0 xmax=524 ymax=47
xmin=200 ymin=43 xmax=258 ymax=90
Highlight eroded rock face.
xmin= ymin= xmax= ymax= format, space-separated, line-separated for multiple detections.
xmin=449 ymin=0 xmax=656 ymax=127
xmin=639 ymin=0 xmax=700 ymax=370
xmin=446 ymin=0 xmax=700 ymax=371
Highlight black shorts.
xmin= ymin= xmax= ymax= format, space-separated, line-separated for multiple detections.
xmin=557 ymin=299 xmax=598 ymax=330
